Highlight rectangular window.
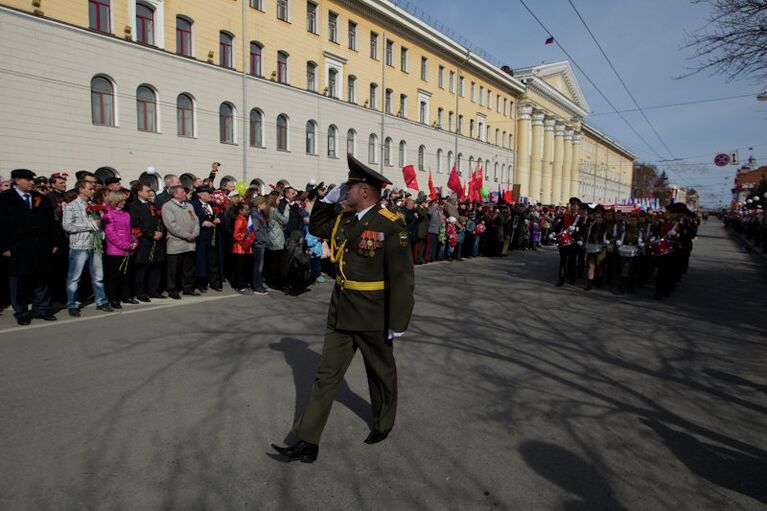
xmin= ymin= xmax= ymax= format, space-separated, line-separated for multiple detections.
xmin=420 ymin=56 xmax=428 ymax=81
xmin=437 ymin=108 xmax=443 ymax=128
xmin=385 ymin=89 xmax=392 ymax=114
xmin=348 ymin=78 xmax=356 ymax=102
xmin=370 ymin=32 xmax=379 ymax=60
xmin=503 ymin=98 xmax=508 ymax=116
xmin=400 ymin=47 xmax=408 ymax=72
xmin=438 ymin=65 xmax=445 ymax=88
xmin=176 ymin=18 xmax=192 ymax=57
xmin=369 ymin=84 xmax=377 ymax=109
xmin=348 ymin=21 xmax=357 ymax=50
xmin=479 ymin=85 xmax=484 ymax=106
xmin=496 ymin=95 xmax=501 ymax=113
xmin=399 ymin=94 xmax=407 ymax=117
xmin=307 ymin=2 xmax=317 ymax=33
xmin=89 ymin=0 xmax=111 ymax=33
xmin=250 ymin=44 xmax=262 ymax=76
xmin=459 ymin=76 xmax=465 ymax=97
xmin=448 ymin=111 xmax=454 ymax=131
xmin=487 ymin=90 xmax=491 ymax=107
xmin=249 ymin=0 xmax=263 ymax=9
xmin=277 ymin=0 xmax=289 ymax=21
xmin=449 ymin=70 xmax=455 ymax=93
xmin=419 ymin=101 xmax=427 ymax=124
xmin=328 ymin=11 xmax=338 ymax=42
xmin=471 ymin=82 xmax=476 ymax=102
xmin=386 ymin=40 xmax=394 ymax=66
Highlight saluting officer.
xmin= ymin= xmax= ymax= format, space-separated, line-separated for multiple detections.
xmin=272 ymin=155 xmax=415 ymax=463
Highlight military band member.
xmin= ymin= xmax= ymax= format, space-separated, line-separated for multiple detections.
xmin=583 ymin=206 xmax=607 ymax=290
xmin=272 ymin=155 xmax=415 ymax=463
xmin=617 ymin=214 xmax=643 ymax=294
xmin=556 ymin=197 xmax=584 ymax=286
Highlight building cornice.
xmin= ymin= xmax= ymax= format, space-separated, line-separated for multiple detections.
xmin=521 ymin=77 xmax=589 ymax=120
xmin=582 ymin=123 xmax=637 ymax=161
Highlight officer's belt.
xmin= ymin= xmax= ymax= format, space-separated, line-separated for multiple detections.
xmin=335 ymin=277 xmax=387 ymax=291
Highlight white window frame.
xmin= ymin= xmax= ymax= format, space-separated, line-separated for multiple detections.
xmin=324 ymin=52 xmax=345 ymax=99
xmin=348 ymin=21 xmax=357 ymax=50
xmin=418 ymin=89 xmax=431 ymax=126
xmin=130 ymin=0 xmax=165 ymax=49
xmin=306 ymin=1 xmax=318 ymax=34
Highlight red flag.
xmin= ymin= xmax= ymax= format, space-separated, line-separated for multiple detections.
xmin=428 ymin=171 xmax=438 ymax=200
xmin=402 ymin=165 xmax=419 ymax=191
xmin=473 ymin=167 xmax=484 ymax=201
xmin=447 ymin=165 xmax=463 ymax=199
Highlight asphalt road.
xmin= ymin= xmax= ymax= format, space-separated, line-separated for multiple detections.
xmin=1 ymin=220 xmax=766 ymax=510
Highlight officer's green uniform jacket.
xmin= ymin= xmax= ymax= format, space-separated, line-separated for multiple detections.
xmin=309 ymin=200 xmax=415 ymax=332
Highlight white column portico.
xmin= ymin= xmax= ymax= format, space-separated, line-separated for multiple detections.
xmin=515 ymin=103 xmax=533 ymax=199
xmin=562 ymin=128 xmax=574 ymax=201
xmin=541 ymin=117 xmax=555 ymax=204
xmin=571 ymin=132 xmax=582 ymax=199
xmin=551 ymin=122 xmax=565 ymax=205
xmin=529 ymin=110 xmax=545 ymax=203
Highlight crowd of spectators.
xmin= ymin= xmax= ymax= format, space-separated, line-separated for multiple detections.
xmin=721 ymin=208 xmax=767 ymax=253
xmin=0 ymin=164 xmax=590 ymax=326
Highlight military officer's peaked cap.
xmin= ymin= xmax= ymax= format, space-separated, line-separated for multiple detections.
xmin=346 ymin=153 xmax=392 ymax=189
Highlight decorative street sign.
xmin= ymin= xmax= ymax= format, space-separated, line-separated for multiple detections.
xmin=714 ymin=153 xmax=730 ymax=167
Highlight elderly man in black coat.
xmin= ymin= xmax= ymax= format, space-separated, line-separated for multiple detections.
xmin=0 ymin=169 xmax=59 ymax=325
xmin=129 ymin=181 xmax=166 ymax=301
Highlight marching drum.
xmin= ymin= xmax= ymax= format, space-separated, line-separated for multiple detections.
xmin=650 ymin=239 xmax=674 ymax=257
xmin=605 ymin=242 xmax=615 ymax=253
xmin=556 ymin=231 xmax=574 ymax=248
xmin=585 ymin=243 xmax=604 ymax=254
xmin=618 ymin=245 xmax=639 ymax=258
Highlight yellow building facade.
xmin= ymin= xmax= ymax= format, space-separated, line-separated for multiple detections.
xmin=1 ymin=0 xmax=633 ymax=202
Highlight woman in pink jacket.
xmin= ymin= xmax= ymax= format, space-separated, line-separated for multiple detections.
xmin=102 ymin=191 xmax=138 ymax=309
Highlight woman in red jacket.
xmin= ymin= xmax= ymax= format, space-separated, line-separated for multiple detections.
xmin=232 ymin=202 xmax=256 ymax=295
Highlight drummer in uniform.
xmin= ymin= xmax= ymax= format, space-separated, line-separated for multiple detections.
xmin=555 ymin=197 xmax=583 ymax=286
xmin=272 ymin=155 xmax=415 ymax=463
xmin=616 ymin=213 xmax=643 ymax=294
xmin=583 ymin=205 xmax=607 ymax=290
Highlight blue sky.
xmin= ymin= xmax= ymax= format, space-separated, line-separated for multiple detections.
xmin=398 ymin=0 xmax=764 ymax=206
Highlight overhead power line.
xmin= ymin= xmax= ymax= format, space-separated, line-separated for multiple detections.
xmin=589 ymin=93 xmax=759 ymax=116
xmin=567 ymin=0 xmax=676 ymax=159
xmin=516 ymin=0 xmax=665 ymax=161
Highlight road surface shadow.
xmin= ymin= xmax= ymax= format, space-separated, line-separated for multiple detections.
xmin=641 ymin=418 xmax=767 ymax=504
xmin=270 ymin=337 xmax=374 ymax=438
xmin=519 ymin=441 xmax=626 ymax=510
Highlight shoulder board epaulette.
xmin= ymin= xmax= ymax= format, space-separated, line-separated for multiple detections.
xmin=378 ymin=208 xmax=400 ymax=222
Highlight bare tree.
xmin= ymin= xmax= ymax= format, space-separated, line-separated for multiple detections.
xmin=682 ymin=0 xmax=767 ymax=84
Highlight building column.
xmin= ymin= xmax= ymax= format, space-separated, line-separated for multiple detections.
xmin=551 ymin=122 xmax=565 ymax=205
xmin=515 ymin=103 xmax=533 ymax=199
xmin=541 ymin=117 xmax=555 ymax=204
xmin=571 ymin=132 xmax=582 ymax=200
xmin=529 ymin=110 xmax=545 ymax=203
xmin=561 ymin=128 xmax=574 ymax=201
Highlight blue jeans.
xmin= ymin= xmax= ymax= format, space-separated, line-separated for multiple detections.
xmin=251 ymin=246 xmax=266 ymax=291
xmin=66 ymin=249 xmax=107 ymax=309
xmin=472 ymin=236 xmax=481 ymax=256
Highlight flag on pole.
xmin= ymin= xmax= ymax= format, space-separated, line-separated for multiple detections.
xmin=545 ymin=36 xmax=555 ymax=45
xmin=402 ymin=165 xmax=419 ymax=191
xmin=428 ymin=170 xmax=438 ymax=200
xmin=447 ymin=165 xmax=464 ymax=199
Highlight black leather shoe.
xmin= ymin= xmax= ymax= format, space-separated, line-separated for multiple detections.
xmin=271 ymin=441 xmax=318 ymax=463
xmin=68 ymin=308 xmax=80 ymax=317
xmin=123 ymin=298 xmax=139 ymax=305
xmin=136 ymin=295 xmax=151 ymax=303
xmin=97 ymin=304 xmax=114 ymax=313
xmin=184 ymin=290 xmax=201 ymax=296
xmin=168 ymin=291 xmax=181 ymax=300
xmin=32 ymin=312 xmax=57 ymax=321
xmin=110 ymin=301 xmax=122 ymax=309
xmin=364 ymin=429 xmax=391 ymax=444
xmin=15 ymin=314 xmax=32 ymax=326
xmin=149 ymin=293 xmax=167 ymax=299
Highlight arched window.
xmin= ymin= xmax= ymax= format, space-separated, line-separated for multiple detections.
xmin=91 ymin=75 xmax=115 ymax=126
xmin=469 ymin=156 xmax=475 ymax=172
xmin=436 ymin=149 xmax=444 ymax=173
xmin=176 ymin=16 xmax=193 ymax=56
xmin=495 ymin=128 xmax=500 ymax=145
xmin=177 ymin=93 xmax=194 ymax=137
xmin=384 ymin=137 xmax=392 ymax=166
xmin=385 ymin=88 xmax=393 ymax=114
xmin=327 ymin=125 xmax=338 ymax=157
xmin=89 ymin=0 xmax=111 ymax=33
xmin=447 ymin=151 xmax=454 ymax=173
xmin=347 ymin=129 xmax=356 ymax=157
xmin=276 ymin=114 xmax=289 ymax=150
xmin=509 ymin=133 xmax=513 ymax=147
xmin=485 ymin=160 xmax=491 ymax=180
xmin=448 ymin=111 xmax=454 ymax=131
xmin=306 ymin=61 xmax=317 ymax=91
xmin=220 ymin=31 xmax=234 ymax=68
xmin=469 ymin=119 xmax=475 ymax=138
xmin=502 ymin=130 xmax=507 ymax=148
xmin=306 ymin=120 xmax=317 ymax=154
xmin=250 ymin=42 xmax=263 ymax=76
xmin=347 ymin=75 xmax=356 ymax=103
xmin=457 ymin=153 xmax=463 ymax=173
xmin=136 ymin=85 xmax=157 ymax=132
xmin=328 ymin=68 xmax=338 ymax=98
xmin=277 ymin=51 xmax=288 ymax=83
xmin=494 ymin=162 xmax=499 ymax=182
xmin=458 ymin=114 xmax=464 ymax=134
xmin=398 ymin=140 xmax=407 ymax=168
xmin=501 ymin=164 xmax=506 ymax=183
xmin=368 ymin=134 xmax=378 ymax=164
xmin=250 ymin=108 xmax=264 ymax=147
xmin=136 ymin=2 xmax=154 ymax=45
xmin=418 ymin=145 xmax=426 ymax=171
xmin=219 ymin=102 xmax=235 ymax=143
xmin=419 ymin=101 xmax=427 ymax=124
